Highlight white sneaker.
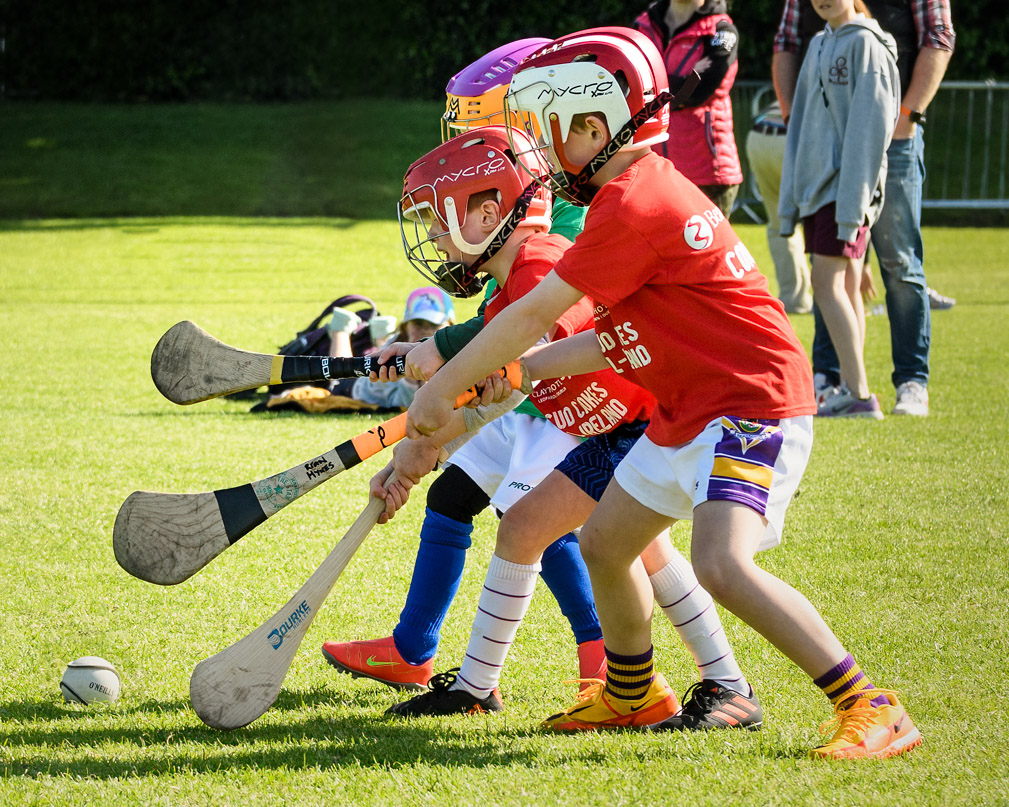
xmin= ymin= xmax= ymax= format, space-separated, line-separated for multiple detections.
xmin=817 ymin=389 xmax=884 ymax=420
xmin=813 ymin=372 xmax=841 ymax=407
xmin=368 ymin=315 xmax=399 ymax=343
xmin=326 ymin=307 xmax=363 ymax=335
xmin=927 ymin=288 xmax=956 ymax=310
xmin=892 ymin=380 xmax=929 ymax=416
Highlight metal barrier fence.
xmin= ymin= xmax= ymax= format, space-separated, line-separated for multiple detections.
xmin=731 ymin=79 xmax=1009 ymax=221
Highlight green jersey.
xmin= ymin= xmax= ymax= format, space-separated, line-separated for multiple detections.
xmin=429 ymin=198 xmax=587 ymax=418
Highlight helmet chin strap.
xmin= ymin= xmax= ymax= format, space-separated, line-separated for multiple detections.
xmin=562 ymin=71 xmax=701 ymax=206
xmin=436 ymin=183 xmax=538 ymax=298
xmin=443 ymin=195 xmax=501 ymax=254
xmin=434 ymin=260 xmax=486 ymax=298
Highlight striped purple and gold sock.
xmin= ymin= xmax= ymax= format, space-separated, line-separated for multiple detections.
xmin=814 ymin=654 xmax=889 ymax=709
xmin=605 ymin=646 xmax=655 ymax=701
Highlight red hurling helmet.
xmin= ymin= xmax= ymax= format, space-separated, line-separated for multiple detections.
xmin=504 ymin=27 xmax=671 ymax=204
xmin=399 ymin=126 xmax=552 ymax=298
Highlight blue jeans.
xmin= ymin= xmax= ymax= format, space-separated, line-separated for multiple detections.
xmin=812 ymin=128 xmax=931 ymax=388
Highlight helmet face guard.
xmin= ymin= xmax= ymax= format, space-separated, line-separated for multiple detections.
xmin=399 ymin=127 xmax=551 ymax=298
xmin=399 ymin=184 xmax=540 ymax=298
xmin=398 ymin=198 xmax=488 ymax=299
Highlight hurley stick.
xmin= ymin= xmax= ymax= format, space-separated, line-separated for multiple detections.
xmin=113 ymin=413 xmax=406 ymax=585
xmin=189 ymin=477 xmax=393 ymax=730
xmin=151 ymin=320 xmax=407 ymax=405
xmin=114 ymin=362 xmax=525 ymax=585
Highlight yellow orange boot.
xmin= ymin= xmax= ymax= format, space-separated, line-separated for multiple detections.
xmin=810 ymin=689 xmax=921 ymax=759
xmin=542 ymin=673 xmax=679 ymax=732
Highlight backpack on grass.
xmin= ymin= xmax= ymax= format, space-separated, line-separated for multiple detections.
xmin=277 ymin=294 xmax=381 ymax=360
xmin=244 ymin=295 xmax=381 ymax=399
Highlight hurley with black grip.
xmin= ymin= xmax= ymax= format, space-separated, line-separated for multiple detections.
xmin=150 ymin=320 xmax=407 ymax=405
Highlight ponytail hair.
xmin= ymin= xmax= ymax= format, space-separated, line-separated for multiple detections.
xmin=854 ymin=0 xmax=872 ymax=16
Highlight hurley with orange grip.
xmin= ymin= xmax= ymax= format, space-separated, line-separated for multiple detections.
xmin=113 ymin=361 xmax=524 ymax=586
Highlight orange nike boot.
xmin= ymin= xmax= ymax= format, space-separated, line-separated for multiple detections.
xmin=321 ymin=636 xmax=433 ymax=691
xmin=542 ymin=673 xmax=679 ymax=732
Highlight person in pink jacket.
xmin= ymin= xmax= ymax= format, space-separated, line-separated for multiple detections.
xmin=635 ymin=0 xmax=742 ymax=216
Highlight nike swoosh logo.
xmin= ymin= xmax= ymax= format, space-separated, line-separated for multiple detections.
xmin=365 ymin=656 xmax=398 ymax=667
xmin=629 ymin=703 xmax=650 ymax=712
xmin=893 ymin=716 xmax=904 ymax=733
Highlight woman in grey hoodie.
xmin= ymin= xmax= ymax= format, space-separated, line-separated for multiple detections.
xmin=779 ymin=0 xmax=899 ymax=419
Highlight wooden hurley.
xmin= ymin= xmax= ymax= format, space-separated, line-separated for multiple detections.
xmin=150 ymin=320 xmax=406 ymax=405
xmin=113 ymin=414 xmax=406 ymax=585
xmin=114 ymin=361 xmax=525 ymax=585
xmin=189 ymin=480 xmax=391 ymax=730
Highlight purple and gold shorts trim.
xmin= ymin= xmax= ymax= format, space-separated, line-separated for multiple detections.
xmin=612 ymin=413 xmax=812 ymax=551
xmin=706 ymin=417 xmax=783 ymax=515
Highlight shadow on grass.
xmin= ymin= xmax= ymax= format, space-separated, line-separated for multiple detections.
xmin=120 ymin=408 xmax=394 ymax=423
xmin=0 ymin=697 xmax=540 ymax=777
xmin=0 ymin=688 xmax=806 ymax=778
xmin=0 ymin=218 xmax=364 ymax=233
xmin=0 ymin=697 xmax=193 ymax=724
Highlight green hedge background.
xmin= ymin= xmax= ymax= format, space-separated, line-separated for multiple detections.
xmin=0 ymin=1 xmax=999 ymax=102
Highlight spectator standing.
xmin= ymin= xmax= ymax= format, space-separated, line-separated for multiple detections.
xmin=779 ymin=0 xmax=900 ymax=419
xmin=773 ymin=0 xmax=955 ymax=416
xmin=746 ymin=97 xmax=813 ymax=313
xmin=635 ymin=0 xmax=742 ymax=217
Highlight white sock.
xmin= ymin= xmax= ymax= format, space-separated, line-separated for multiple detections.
xmin=649 ymin=550 xmax=749 ymax=695
xmin=454 ymin=554 xmax=540 ymax=697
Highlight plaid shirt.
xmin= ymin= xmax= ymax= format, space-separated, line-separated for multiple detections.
xmin=774 ymin=0 xmax=955 ymax=54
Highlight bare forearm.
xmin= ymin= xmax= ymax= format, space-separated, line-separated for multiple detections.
xmin=893 ymin=47 xmax=952 ymax=139
xmin=523 ymin=330 xmax=607 ymax=380
xmin=772 ymin=51 xmax=800 ymax=121
xmin=423 ymin=299 xmax=555 ymax=403
xmin=904 ymin=47 xmax=952 ymax=112
xmin=421 ymin=272 xmax=583 ymax=403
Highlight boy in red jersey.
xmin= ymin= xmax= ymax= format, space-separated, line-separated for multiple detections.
xmin=370 ymin=122 xmax=758 ymax=722
xmin=404 ymin=27 xmax=921 ymax=759
xmin=326 ymin=125 xmax=604 ymax=695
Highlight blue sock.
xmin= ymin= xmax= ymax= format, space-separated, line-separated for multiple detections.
xmin=392 ymin=508 xmax=472 ymax=665
xmin=538 ymin=533 xmax=601 ymax=644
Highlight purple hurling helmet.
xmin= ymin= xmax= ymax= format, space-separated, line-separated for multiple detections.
xmin=441 ymin=37 xmax=551 ymax=142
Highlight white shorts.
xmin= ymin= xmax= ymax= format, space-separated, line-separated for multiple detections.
xmin=444 ymin=412 xmax=581 ymax=514
xmin=614 ymin=415 xmax=813 ymax=551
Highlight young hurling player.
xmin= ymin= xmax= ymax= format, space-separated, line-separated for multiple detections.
xmin=404 ymin=27 xmax=920 ymax=759
xmin=385 ymin=117 xmax=761 ymax=722
xmin=349 ymin=40 xmax=759 ymax=725
xmin=322 ymin=122 xmax=607 ymax=692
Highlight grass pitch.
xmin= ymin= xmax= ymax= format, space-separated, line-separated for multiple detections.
xmin=1 ymin=218 xmax=1006 ymax=805
xmin=1 ymin=101 xmax=1008 ymax=805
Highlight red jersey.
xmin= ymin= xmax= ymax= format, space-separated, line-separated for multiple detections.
xmin=531 ymin=369 xmax=655 ymax=437
xmin=485 ymin=233 xmax=585 ymax=333
xmin=552 ymin=153 xmax=815 ymax=447
xmin=487 ymin=232 xmax=655 ymax=437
